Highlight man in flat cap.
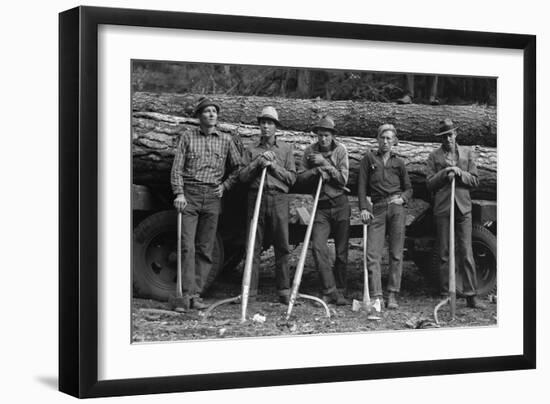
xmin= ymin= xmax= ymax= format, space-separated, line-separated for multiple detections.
xmin=297 ymin=116 xmax=350 ymax=305
xmin=426 ymin=118 xmax=486 ymax=309
xmin=170 ymin=97 xmax=242 ymax=310
xmin=358 ymin=123 xmax=412 ymax=310
xmin=239 ymin=106 xmax=296 ymax=304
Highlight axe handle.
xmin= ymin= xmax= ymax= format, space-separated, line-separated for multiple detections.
xmin=449 ymin=176 xmax=456 ymax=319
xmin=176 ymin=212 xmax=183 ymax=298
xmin=363 ymin=224 xmax=371 ymax=306
xmin=287 ymin=176 xmax=323 ymax=319
xmin=241 ymin=167 xmax=267 ymax=322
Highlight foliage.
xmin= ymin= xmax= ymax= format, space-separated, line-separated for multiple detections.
xmin=132 ymin=61 xmax=496 ymax=105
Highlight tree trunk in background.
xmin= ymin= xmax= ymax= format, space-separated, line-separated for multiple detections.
xmin=132 ymin=112 xmax=496 ymax=201
xmin=133 ymin=92 xmax=497 ymax=146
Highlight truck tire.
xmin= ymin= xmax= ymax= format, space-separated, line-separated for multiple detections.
xmin=429 ymin=224 xmax=497 ymax=296
xmin=133 ymin=210 xmax=224 ymax=301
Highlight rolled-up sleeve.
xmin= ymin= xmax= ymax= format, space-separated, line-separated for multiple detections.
xmin=222 ymin=138 xmax=244 ymax=191
xmin=358 ymin=155 xmax=372 ymax=212
xmin=269 ymin=144 xmax=296 ymax=186
xmin=170 ymin=133 xmax=187 ymax=195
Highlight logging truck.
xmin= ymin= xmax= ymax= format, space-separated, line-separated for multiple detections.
xmin=132 ymin=93 xmax=497 ymax=302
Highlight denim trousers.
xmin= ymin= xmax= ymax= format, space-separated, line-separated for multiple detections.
xmin=180 ymin=184 xmax=221 ymax=297
xmin=246 ymin=190 xmax=291 ymax=296
xmin=435 ymin=209 xmax=478 ymax=296
xmin=366 ymin=202 xmax=406 ymax=297
xmin=311 ymin=196 xmax=350 ymax=295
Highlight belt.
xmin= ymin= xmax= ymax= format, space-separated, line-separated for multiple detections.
xmin=317 ymin=194 xmax=348 ymax=209
xmin=371 ymin=193 xmax=401 ymax=205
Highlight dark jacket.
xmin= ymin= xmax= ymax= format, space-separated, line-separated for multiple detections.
xmin=426 ymin=145 xmax=479 ymax=216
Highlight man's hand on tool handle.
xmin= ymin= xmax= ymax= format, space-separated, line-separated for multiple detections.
xmin=446 ymin=166 xmax=461 ymax=181
xmin=360 ymin=209 xmax=374 ymax=224
xmin=308 ymin=153 xmax=328 ymax=167
xmin=316 ymin=166 xmax=330 ymax=181
xmin=254 ymin=156 xmax=272 ymax=169
xmin=174 ymin=194 xmax=188 ymax=212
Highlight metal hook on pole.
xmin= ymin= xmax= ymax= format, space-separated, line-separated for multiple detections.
xmin=286 ymin=176 xmax=331 ymax=320
xmin=203 ymin=167 xmax=267 ymax=322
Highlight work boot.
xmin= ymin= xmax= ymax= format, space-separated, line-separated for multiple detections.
xmin=334 ymin=290 xmax=349 ymax=306
xmin=466 ymin=296 xmax=487 ymax=310
xmin=278 ymin=295 xmax=290 ymax=305
xmin=387 ymin=292 xmax=399 ymax=310
xmin=191 ymin=296 xmax=209 ymax=310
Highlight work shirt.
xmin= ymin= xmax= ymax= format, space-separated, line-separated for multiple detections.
xmin=358 ymin=149 xmax=413 ymax=212
xmin=298 ymin=140 xmax=349 ymax=201
xmin=170 ymin=127 xmax=243 ymax=195
xmin=426 ymin=144 xmax=479 ymax=216
xmin=239 ymin=137 xmax=296 ymax=193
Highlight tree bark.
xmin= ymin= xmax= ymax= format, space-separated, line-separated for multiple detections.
xmin=133 ymin=92 xmax=497 ymax=146
xmin=133 ymin=112 xmax=497 ymax=201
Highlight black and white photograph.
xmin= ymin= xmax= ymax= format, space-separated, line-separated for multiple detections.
xmin=131 ymin=61 xmax=498 ymax=342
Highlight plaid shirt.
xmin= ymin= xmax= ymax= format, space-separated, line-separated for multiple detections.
xmin=170 ymin=127 xmax=242 ymax=195
xmin=298 ymin=140 xmax=349 ymax=201
xmin=239 ymin=137 xmax=296 ymax=193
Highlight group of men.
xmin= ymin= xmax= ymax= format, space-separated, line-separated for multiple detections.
xmin=170 ymin=97 xmax=486 ymax=312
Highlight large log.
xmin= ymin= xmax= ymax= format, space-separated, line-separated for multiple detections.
xmin=132 ymin=112 xmax=496 ymax=201
xmin=133 ymin=92 xmax=497 ymax=147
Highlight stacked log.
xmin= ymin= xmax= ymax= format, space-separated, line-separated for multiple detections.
xmin=133 ymin=111 xmax=497 ymax=201
xmin=133 ymin=92 xmax=497 ymax=147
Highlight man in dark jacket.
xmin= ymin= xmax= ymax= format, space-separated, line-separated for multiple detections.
xmin=426 ymin=118 xmax=486 ymax=309
xmin=239 ymin=107 xmax=296 ymax=304
xmin=358 ymin=124 xmax=412 ymax=310
xmin=298 ymin=116 xmax=350 ymax=305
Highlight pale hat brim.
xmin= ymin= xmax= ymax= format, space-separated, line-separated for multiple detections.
xmin=435 ymin=126 xmax=459 ymax=136
xmin=257 ymin=114 xmax=281 ymax=127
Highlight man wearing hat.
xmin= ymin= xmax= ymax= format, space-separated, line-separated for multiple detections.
xmin=239 ymin=106 xmax=296 ymax=304
xmin=358 ymin=123 xmax=412 ymax=310
xmin=297 ymin=116 xmax=350 ymax=305
xmin=426 ymin=118 xmax=486 ymax=309
xmin=171 ymin=97 xmax=243 ymax=310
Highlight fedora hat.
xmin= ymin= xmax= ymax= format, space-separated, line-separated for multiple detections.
xmin=257 ymin=106 xmax=281 ymax=127
xmin=435 ymin=118 xmax=459 ymax=136
xmin=193 ymin=97 xmax=221 ymax=117
xmin=313 ymin=116 xmax=336 ymax=133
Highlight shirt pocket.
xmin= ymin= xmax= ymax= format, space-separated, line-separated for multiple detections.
xmin=209 ymin=151 xmax=225 ymax=170
xmin=388 ymin=161 xmax=402 ymax=182
xmin=185 ymin=152 xmax=201 ymax=173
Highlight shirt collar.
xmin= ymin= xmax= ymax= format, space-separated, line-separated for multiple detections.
xmin=314 ymin=139 xmax=337 ymax=152
xmin=442 ymin=142 xmax=460 ymax=154
xmin=198 ymin=127 xmax=220 ymax=137
xmin=375 ymin=149 xmax=396 ymax=157
xmin=257 ymin=135 xmax=278 ymax=148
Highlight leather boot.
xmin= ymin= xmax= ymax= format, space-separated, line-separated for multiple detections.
xmin=466 ymin=296 xmax=487 ymax=310
xmin=387 ymin=292 xmax=399 ymax=310
xmin=191 ymin=296 xmax=209 ymax=310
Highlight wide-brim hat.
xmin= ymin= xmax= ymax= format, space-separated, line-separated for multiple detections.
xmin=257 ymin=106 xmax=281 ymax=127
xmin=313 ymin=116 xmax=336 ymax=133
xmin=193 ymin=97 xmax=221 ymax=117
xmin=435 ymin=118 xmax=459 ymax=136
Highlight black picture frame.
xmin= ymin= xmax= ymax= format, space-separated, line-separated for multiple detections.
xmin=59 ymin=5 xmax=536 ymax=399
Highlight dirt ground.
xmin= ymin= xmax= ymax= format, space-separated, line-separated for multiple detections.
xmin=132 ymin=243 xmax=497 ymax=342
